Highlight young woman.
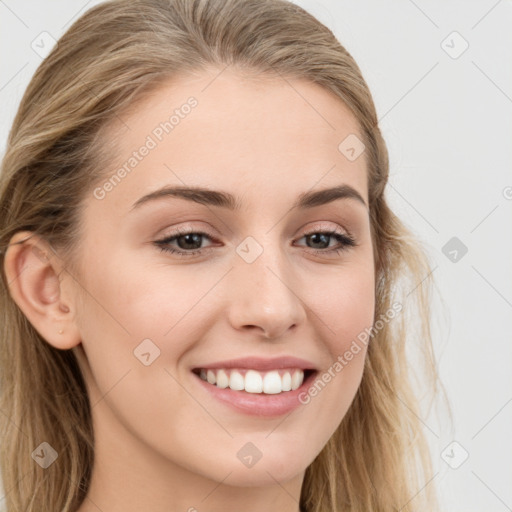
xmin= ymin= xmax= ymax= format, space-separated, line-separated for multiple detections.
xmin=0 ymin=0 xmax=439 ymax=510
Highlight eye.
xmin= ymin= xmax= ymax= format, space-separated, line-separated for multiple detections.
xmin=154 ymin=227 xmax=215 ymax=257
xmin=154 ymin=227 xmax=357 ymax=258
xmin=295 ymin=229 xmax=356 ymax=256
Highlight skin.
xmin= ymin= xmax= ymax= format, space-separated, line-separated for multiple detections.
xmin=5 ymin=67 xmax=375 ymax=512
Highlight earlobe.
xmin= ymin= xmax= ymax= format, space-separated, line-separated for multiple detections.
xmin=3 ymin=231 xmax=81 ymax=350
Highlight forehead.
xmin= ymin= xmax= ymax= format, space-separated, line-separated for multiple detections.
xmin=92 ymin=67 xmax=368 ymax=213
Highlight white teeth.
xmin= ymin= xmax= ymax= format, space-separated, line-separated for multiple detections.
xmin=281 ymin=372 xmax=292 ymax=391
xmin=245 ymin=370 xmax=263 ymax=393
xmin=291 ymin=370 xmax=303 ymax=390
xmin=263 ymin=370 xmax=282 ymax=394
xmin=197 ymin=368 xmax=306 ymax=394
xmin=206 ymin=369 xmax=216 ymax=384
xmin=216 ymin=369 xmax=229 ymax=388
xmin=229 ymin=371 xmax=245 ymax=391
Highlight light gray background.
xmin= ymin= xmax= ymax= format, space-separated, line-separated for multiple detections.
xmin=1 ymin=1 xmax=511 ymax=511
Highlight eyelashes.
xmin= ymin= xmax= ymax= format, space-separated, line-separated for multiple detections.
xmin=154 ymin=227 xmax=357 ymax=259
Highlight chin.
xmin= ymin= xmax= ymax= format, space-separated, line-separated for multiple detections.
xmin=215 ymin=453 xmax=309 ymax=487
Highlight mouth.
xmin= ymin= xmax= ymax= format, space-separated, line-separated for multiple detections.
xmin=191 ymin=367 xmax=317 ymax=395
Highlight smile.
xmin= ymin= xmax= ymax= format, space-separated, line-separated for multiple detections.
xmin=193 ymin=368 xmax=312 ymax=394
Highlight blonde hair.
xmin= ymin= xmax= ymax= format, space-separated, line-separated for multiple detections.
xmin=0 ymin=0 xmax=440 ymax=510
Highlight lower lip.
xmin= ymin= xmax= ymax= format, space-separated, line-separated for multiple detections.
xmin=192 ymin=370 xmax=317 ymax=417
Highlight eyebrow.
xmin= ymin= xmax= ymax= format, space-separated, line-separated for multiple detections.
xmin=130 ymin=184 xmax=367 ymax=212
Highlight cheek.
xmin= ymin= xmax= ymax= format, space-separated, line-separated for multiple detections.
xmin=73 ymin=254 xmax=226 ymax=402
xmin=295 ymin=258 xmax=375 ymax=414
xmin=306 ymin=261 xmax=376 ymax=353
xmin=77 ymin=254 xmax=203 ymax=338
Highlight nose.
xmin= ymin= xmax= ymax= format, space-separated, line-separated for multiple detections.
xmin=226 ymin=243 xmax=307 ymax=340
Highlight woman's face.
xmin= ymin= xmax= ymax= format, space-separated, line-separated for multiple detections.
xmin=70 ymin=67 xmax=375 ymax=488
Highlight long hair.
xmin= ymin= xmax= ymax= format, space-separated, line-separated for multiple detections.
xmin=0 ymin=0 xmax=440 ymax=510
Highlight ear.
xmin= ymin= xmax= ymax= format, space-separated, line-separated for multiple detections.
xmin=3 ymin=231 xmax=81 ymax=350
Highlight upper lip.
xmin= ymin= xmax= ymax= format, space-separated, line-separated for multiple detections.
xmin=192 ymin=356 xmax=317 ymax=372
